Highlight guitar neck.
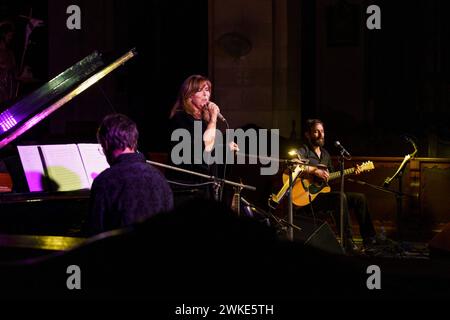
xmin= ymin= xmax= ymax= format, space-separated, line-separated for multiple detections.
xmin=329 ymin=167 xmax=356 ymax=181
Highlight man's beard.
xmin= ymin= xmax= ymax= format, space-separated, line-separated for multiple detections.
xmin=311 ymin=138 xmax=325 ymax=147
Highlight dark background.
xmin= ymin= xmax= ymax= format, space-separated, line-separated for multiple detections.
xmin=301 ymin=0 xmax=450 ymax=158
xmin=0 ymin=0 xmax=449 ymax=158
xmin=0 ymin=0 xmax=208 ymax=153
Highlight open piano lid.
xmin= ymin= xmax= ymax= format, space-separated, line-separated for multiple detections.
xmin=0 ymin=49 xmax=137 ymax=149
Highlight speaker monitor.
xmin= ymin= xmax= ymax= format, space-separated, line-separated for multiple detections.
xmin=293 ymin=215 xmax=344 ymax=255
xmin=429 ymin=223 xmax=450 ymax=258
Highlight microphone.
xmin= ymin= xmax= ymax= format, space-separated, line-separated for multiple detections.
xmin=217 ymin=112 xmax=227 ymax=122
xmin=205 ymin=102 xmax=227 ymax=122
xmin=334 ymin=141 xmax=351 ymax=159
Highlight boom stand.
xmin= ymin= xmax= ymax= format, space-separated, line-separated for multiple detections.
xmin=338 ymin=152 xmax=346 ymax=251
xmin=146 ymin=160 xmax=256 ymax=195
xmin=268 ymin=159 xmax=308 ymax=240
xmin=286 ymin=161 xmax=296 ymax=241
xmin=241 ymin=196 xmax=301 ymax=235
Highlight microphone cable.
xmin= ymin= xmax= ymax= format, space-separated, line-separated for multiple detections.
xmin=203 ymin=102 xmax=229 ymax=202
xmin=219 ymin=118 xmax=230 ymax=202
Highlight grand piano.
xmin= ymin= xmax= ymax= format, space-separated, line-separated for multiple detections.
xmin=0 ymin=49 xmax=136 ymax=242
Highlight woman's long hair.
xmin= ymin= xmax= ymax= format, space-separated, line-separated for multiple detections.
xmin=169 ymin=75 xmax=211 ymax=119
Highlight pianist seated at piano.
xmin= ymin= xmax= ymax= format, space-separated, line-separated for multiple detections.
xmin=82 ymin=113 xmax=174 ymax=235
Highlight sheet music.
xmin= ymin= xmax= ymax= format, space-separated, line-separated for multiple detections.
xmin=77 ymin=143 xmax=110 ymax=187
xmin=17 ymin=143 xmax=109 ymax=192
xmin=17 ymin=145 xmax=46 ymax=192
xmin=39 ymin=144 xmax=90 ymax=191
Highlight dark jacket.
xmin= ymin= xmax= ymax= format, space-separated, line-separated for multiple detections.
xmin=85 ymin=152 xmax=173 ymax=235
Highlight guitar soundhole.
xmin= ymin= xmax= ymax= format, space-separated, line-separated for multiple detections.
xmin=309 ymin=181 xmax=325 ymax=194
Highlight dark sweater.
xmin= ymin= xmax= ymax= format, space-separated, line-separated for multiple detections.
xmin=85 ymin=152 xmax=173 ymax=235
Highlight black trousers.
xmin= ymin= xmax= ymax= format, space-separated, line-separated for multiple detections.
xmin=296 ymin=191 xmax=376 ymax=241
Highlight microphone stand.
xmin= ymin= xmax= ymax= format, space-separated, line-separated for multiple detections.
xmin=287 ymin=160 xmax=295 ymax=241
xmin=146 ymin=160 xmax=256 ymax=194
xmin=338 ymin=150 xmax=346 ymax=252
xmin=284 ymin=159 xmax=317 ymax=240
xmin=241 ymin=196 xmax=302 ymax=233
xmin=268 ymin=158 xmax=311 ymax=240
xmin=222 ymin=152 xmax=312 ymax=239
xmin=347 ymin=176 xmax=416 ymax=240
xmin=383 ymin=150 xmax=416 ymax=239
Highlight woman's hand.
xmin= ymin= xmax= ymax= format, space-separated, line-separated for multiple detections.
xmin=203 ymin=102 xmax=220 ymax=152
xmin=204 ymin=101 xmax=220 ymax=123
xmin=229 ymin=141 xmax=239 ymax=152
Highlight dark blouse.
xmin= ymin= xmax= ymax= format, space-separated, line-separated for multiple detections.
xmin=168 ymin=111 xmax=217 ymax=183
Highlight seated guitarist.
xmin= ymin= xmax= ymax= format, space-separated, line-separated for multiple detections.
xmin=296 ymin=119 xmax=378 ymax=253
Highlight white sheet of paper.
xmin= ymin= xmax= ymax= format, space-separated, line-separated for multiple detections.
xmin=77 ymin=143 xmax=110 ymax=187
xmin=39 ymin=144 xmax=90 ymax=191
xmin=17 ymin=145 xmax=46 ymax=192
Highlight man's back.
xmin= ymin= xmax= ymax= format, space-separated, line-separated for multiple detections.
xmin=86 ymin=152 xmax=173 ymax=235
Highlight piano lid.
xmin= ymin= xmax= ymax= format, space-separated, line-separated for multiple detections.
xmin=0 ymin=48 xmax=137 ymax=149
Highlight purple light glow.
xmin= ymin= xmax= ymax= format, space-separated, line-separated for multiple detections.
xmin=23 ymin=171 xmax=46 ymax=192
xmin=0 ymin=49 xmax=136 ymax=150
xmin=0 ymin=111 xmax=18 ymax=132
xmin=91 ymin=172 xmax=99 ymax=180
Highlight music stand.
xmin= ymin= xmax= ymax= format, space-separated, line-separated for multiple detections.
xmin=382 ymin=150 xmax=417 ymax=239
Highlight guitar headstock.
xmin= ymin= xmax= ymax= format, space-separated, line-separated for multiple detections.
xmin=355 ymin=161 xmax=375 ymax=174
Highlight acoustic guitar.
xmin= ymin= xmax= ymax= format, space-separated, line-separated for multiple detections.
xmin=291 ymin=161 xmax=374 ymax=207
xmin=270 ymin=161 xmax=374 ymax=208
